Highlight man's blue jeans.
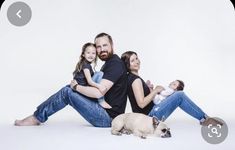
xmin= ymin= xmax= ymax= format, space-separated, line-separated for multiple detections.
xmin=148 ymin=91 xmax=207 ymax=122
xmin=33 ymin=74 xmax=112 ymax=127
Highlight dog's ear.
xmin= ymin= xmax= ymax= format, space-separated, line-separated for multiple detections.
xmin=152 ymin=117 xmax=159 ymax=128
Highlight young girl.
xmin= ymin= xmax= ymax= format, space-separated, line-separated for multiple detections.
xmin=72 ymin=42 xmax=112 ymax=109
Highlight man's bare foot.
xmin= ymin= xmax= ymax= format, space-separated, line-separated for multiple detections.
xmin=14 ymin=115 xmax=40 ymax=126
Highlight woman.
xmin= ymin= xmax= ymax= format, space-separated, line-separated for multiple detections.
xmin=121 ymin=51 xmax=222 ymax=126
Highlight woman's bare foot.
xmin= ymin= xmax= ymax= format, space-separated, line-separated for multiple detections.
xmin=200 ymin=117 xmax=223 ymax=126
xmin=14 ymin=115 xmax=40 ymax=126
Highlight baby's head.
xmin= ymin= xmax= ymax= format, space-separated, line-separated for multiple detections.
xmin=169 ymin=80 xmax=184 ymax=91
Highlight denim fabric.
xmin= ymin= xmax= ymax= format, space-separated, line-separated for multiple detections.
xmin=33 ymin=85 xmax=112 ymax=127
xmin=148 ymin=91 xmax=206 ymax=122
xmin=92 ymin=71 xmax=105 ymax=103
xmin=92 ymin=71 xmax=103 ymax=82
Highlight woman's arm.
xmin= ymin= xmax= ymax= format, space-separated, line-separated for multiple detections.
xmin=132 ymin=79 xmax=163 ymax=108
xmin=83 ymin=68 xmax=106 ymax=93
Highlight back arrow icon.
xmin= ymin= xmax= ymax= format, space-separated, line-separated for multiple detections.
xmin=7 ymin=2 xmax=32 ymax=26
xmin=16 ymin=9 xmax=22 ymax=18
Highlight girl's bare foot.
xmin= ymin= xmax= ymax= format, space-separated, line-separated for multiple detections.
xmin=14 ymin=115 xmax=40 ymax=126
xmin=100 ymin=101 xmax=112 ymax=109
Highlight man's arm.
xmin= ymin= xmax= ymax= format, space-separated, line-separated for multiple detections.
xmin=71 ymin=79 xmax=113 ymax=98
xmin=83 ymin=69 xmax=106 ymax=93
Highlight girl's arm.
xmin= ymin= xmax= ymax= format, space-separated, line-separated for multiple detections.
xmin=132 ymin=79 xmax=163 ymax=108
xmin=83 ymin=68 xmax=106 ymax=94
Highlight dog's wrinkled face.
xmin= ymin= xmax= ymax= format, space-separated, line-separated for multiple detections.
xmin=153 ymin=121 xmax=171 ymax=138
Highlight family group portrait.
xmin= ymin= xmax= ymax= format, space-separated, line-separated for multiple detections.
xmin=1 ymin=0 xmax=234 ymax=150
xmin=14 ymin=32 xmax=223 ymax=138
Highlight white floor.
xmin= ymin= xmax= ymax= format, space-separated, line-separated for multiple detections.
xmin=1 ymin=116 xmax=234 ymax=150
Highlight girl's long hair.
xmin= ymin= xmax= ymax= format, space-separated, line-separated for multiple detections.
xmin=73 ymin=43 xmax=97 ymax=76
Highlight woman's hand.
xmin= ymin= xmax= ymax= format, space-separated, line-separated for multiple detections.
xmin=146 ymin=80 xmax=154 ymax=92
xmin=153 ymin=85 xmax=165 ymax=94
xmin=70 ymin=79 xmax=78 ymax=90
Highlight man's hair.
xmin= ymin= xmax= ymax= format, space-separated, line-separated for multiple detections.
xmin=94 ymin=32 xmax=113 ymax=45
xmin=176 ymin=80 xmax=184 ymax=91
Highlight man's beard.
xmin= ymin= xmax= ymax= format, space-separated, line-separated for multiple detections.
xmin=98 ymin=50 xmax=113 ymax=61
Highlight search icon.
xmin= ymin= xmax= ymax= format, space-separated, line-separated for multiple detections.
xmin=211 ymin=127 xmax=218 ymax=134
xmin=201 ymin=117 xmax=228 ymax=144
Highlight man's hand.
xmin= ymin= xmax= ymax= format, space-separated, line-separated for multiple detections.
xmin=98 ymin=85 xmax=107 ymax=95
xmin=70 ymin=79 xmax=78 ymax=90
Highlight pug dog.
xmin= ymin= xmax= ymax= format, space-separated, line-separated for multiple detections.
xmin=111 ymin=113 xmax=171 ymax=139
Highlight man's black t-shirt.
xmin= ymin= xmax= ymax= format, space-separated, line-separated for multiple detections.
xmin=101 ymin=54 xmax=127 ymax=119
xmin=127 ymin=73 xmax=154 ymax=115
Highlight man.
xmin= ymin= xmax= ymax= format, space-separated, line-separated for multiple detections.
xmin=15 ymin=33 xmax=127 ymax=127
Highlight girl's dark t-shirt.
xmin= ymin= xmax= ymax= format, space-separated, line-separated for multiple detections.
xmin=127 ymin=73 xmax=154 ymax=115
xmin=74 ymin=62 xmax=94 ymax=86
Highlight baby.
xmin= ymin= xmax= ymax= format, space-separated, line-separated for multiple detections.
xmin=153 ymin=80 xmax=184 ymax=105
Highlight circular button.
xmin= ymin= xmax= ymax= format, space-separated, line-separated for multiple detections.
xmin=7 ymin=1 xmax=32 ymax=26
xmin=1 ymin=1 xmax=4 ymax=11
xmin=201 ymin=117 xmax=228 ymax=144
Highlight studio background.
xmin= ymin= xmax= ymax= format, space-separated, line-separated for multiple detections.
xmin=0 ymin=0 xmax=235 ymax=125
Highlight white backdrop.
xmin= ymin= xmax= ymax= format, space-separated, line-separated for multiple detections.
xmin=0 ymin=0 xmax=235 ymax=123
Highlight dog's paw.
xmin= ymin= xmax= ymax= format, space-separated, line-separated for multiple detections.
xmin=111 ymin=131 xmax=122 ymax=136
xmin=121 ymin=129 xmax=132 ymax=135
xmin=140 ymin=135 xmax=147 ymax=139
xmin=124 ymin=131 xmax=132 ymax=135
xmin=116 ymin=132 xmax=122 ymax=136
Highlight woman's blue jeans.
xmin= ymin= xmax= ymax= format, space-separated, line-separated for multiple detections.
xmin=33 ymin=72 xmax=111 ymax=127
xmin=148 ymin=91 xmax=207 ymax=123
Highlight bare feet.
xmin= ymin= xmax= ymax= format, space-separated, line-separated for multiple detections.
xmin=14 ymin=115 xmax=40 ymax=126
xmin=100 ymin=101 xmax=112 ymax=109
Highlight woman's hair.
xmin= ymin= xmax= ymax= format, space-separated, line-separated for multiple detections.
xmin=121 ymin=51 xmax=137 ymax=72
xmin=176 ymin=80 xmax=184 ymax=91
xmin=73 ymin=42 xmax=97 ymax=76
